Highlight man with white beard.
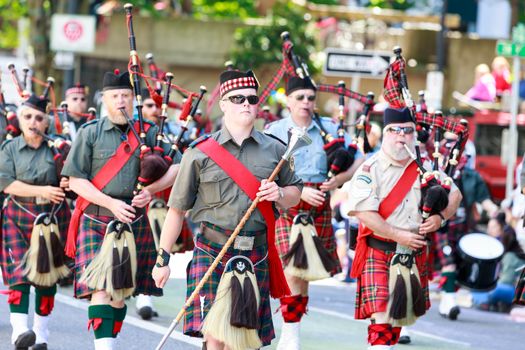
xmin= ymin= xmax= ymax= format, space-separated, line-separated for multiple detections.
xmin=346 ymin=106 xmax=462 ymax=349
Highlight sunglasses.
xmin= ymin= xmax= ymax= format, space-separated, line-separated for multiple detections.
xmin=387 ymin=126 xmax=415 ymax=135
xmin=144 ymin=103 xmax=157 ymax=108
xmin=294 ymin=94 xmax=316 ymax=102
xmin=23 ymin=114 xmax=45 ymax=123
xmin=223 ymin=95 xmax=259 ymax=105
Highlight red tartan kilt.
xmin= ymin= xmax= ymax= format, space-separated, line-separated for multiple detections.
xmin=275 ymin=195 xmax=341 ymax=276
xmin=354 ymin=246 xmax=430 ymax=320
xmin=1 ymin=199 xmax=70 ymax=286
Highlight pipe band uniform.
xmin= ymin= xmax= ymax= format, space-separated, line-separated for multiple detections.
xmin=0 ymin=94 xmax=72 ymax=349
xmin=152 ymin=69 xmax=304 ymax=350
xmin=61 ymin=67 xmax=181 ymax=350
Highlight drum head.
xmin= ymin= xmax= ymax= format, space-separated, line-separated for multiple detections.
xmin=458 ymin=233 xmax=504 ymax=260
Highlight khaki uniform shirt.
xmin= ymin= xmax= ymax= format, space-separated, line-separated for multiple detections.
xmin=168 ymin=127 xmax=303 ymax=231
xmin=0 ymin=136 xmax=59 ymax=191
xmin=346 ymin=150 xmax=458 ymax=238
xmin=62 ymin=117 xmax=180 ymax=199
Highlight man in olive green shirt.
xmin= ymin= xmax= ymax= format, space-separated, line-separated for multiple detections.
xmin=62 ymin=70 xmax=179 ymax=350
xmin=152 ymin=70 xmax=302 ymax=350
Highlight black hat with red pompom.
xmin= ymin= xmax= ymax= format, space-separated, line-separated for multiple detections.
xmin=102 ymin=69 xmax=132 ymax=91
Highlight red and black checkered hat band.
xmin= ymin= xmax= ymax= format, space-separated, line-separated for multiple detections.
xmin=220 ymin=76 xmax=257 ymax=97
xmin=65 ymin=86 xmax=87 ymax=96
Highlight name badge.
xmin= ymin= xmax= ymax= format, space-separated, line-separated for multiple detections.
xmin=234 ymin=236 xmax=255 ymax=251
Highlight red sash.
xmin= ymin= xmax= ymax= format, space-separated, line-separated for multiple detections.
xmin=196 ymin=137 xmax=291 ymax=298
xmin=350 ymin=161 xmax=419 ymax=278
xmin=65 ymin=122 xmax=151 ymax=258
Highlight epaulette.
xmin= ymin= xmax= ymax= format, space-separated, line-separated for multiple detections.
xmin=189 ymin=134 xmax=211 ymax=148
xmin=0 ymin=138 xmax=13 ymax=151
xmin=79 ymin=119 xmax=98 ymax=129
xmin=263 ymin=130 xmax=287 ymax=145
xmin=361 ymin=156 xmax=377 ymax=173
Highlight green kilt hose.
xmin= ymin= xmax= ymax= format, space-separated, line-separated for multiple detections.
xmin=355 ymin=245 xmax=430 ymax=319
xmin=275 ymin=183 xmax=341 ymax=275
xmin=185 ymin=223 xmax=274 ymax=346
xmin=73 ymin=213 xmax=162 ymax=299
xmin=1 ymin=198 xmax=70 ymax=286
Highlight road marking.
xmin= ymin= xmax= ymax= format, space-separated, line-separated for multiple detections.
xmin=54 ymin=293 xmax=200 ymax=348
xmin=308 ymin=306 xmax=471 ymax=347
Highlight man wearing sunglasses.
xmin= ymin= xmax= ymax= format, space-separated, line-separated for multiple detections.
xmin=152 ymin=70 xmax=302 ymax=350
xmin=264 ymin=76 xmax=364 ymax=350
xmin=346 ymin=106 xmax=462 ymax=350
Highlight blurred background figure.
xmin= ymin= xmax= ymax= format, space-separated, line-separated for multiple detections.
xmin=491 ymin=56 xmax=512 ymax=100
xmin=466 ymin=63 xmax=496 ymax=102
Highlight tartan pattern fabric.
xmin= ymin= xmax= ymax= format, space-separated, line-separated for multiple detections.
xmin=433 ymin=219 xmax=467 ymax=270
xmin=391 ymin=326 xmax=401 ymax=345
xmin=383 ymin=58 xmax=405 ymax=109
xmin=0 ymin=199 xmax=70 ymax=286
xmin=275 ymin=185 xmax=341 ymax=275
xmin=258 ymin=41 xmax=296 ymax=106
xmin=279 ymin=294 xmax=308 ymax=323
xmin=415 ymin=112 xmax=468 ymax=138
xmin=368 ymin=323 xmax=395 ymax=346
xmin=184 ymin=231 xmax=275 ymax=346
xmin=317 ymin=84 xmax=370 ymax=105
xmin=220 ymin=77 xmax=257 ymax=97
xmin=73 ymin=213 xmax=162 ymax=299
xmin=354 ymin=246 xmax=430 ymax=320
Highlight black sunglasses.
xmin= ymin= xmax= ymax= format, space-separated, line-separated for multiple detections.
xmin=387 ymin=126 xmax=415 ymax=135
xmin=294 ymin=94 xmax=316 ymax=102
xmin=223 ymin=95 xmax=259 ymax=105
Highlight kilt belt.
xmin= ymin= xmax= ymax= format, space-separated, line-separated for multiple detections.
xmin=201 ymin=223 xmax=266 ymax=250
xmin=367 ymin=236 xmax=397 ymax=252
xmin=84 ymin=204 xmax=145 ymax=217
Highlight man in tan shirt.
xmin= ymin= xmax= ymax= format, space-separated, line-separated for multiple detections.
xmin=346 ymin=106 xmax=461 ymax=349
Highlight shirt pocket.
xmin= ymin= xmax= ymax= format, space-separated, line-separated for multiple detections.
xmin=199 ymin=169 xmax=227 ymax=205
xmin=253 ymin=164 xmax=276 ymax=182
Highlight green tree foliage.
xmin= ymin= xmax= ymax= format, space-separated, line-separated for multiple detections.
xmin=0 ymin=0 xmax=28 ymax=48
xmin=192 ymin=0 xmax=258 ymax=19
xmin=230 ymin=1 xmax=316 ymax=71
xmin=366 ymin=0 xmax=415 ymax=10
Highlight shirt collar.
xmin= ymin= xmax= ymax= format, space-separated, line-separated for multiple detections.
xmin=218 ymin=126 xmax=261 ymax=145
xmin=378 ymin=149 xmax=413 ymax=171
xmin=18 ymin=136 xmax=44 ymax=151
xmin=102 ymin=116 xmax=123 ymax=131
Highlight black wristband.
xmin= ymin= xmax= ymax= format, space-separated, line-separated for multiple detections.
xmin=155 ymin=248 xmax=171 ymax=268
xmin=437 ymin=212 xmax=445 ymax=221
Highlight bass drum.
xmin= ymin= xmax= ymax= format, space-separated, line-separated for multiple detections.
xmin=457 ymin=233 xmax=504 ymax=291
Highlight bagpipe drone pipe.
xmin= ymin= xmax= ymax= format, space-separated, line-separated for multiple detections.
xmin=380 ymin=47 xmax=469 ymax=326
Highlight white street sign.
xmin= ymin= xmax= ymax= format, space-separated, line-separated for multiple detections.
xmin=50 ymin=14 xmax=96 ymax=53
xmin=323 ymin=48 xmax=391 ymax=78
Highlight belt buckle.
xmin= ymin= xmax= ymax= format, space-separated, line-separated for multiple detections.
xmin=234 ymin=236 xmax=254 ymax=251
xmin=35 ymin=197 xmax=49 ymax=205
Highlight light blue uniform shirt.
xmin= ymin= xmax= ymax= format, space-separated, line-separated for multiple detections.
xmin=265 ymin=116 xmax=362 ymax=183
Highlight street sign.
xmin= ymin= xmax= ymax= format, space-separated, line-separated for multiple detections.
xmin=50 ymin=14 xmax=96 ymax=53
xmin=323 ymin=48 xmax=391 ymax=78
xmin=496 ymin=41 xmax=525 ymax=57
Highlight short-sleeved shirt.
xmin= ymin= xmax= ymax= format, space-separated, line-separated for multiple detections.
xmin=0 ymin=136 xmax=59 ymax=191
xmin=346 ymin=151 xmax=422 ymax=235
xmin=265 ymin=116 xmax=361 ymax=182
xmin=168 ymin=127 xmax=303 ymax=231
xmin=62 ymin=117 xmax=181 ymax=199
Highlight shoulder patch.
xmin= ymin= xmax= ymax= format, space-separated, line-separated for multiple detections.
xmin=189 ymin=134 xmax=211 ymax=148
xmin=0 ymin=138 xmax=13 ymax=150
xmin=79 ymin=119 xmax=98 ymax=129
xmin=356 ymin=174 xmax=372 ymax=184
xmin=263 ymin=131 xmax=287 ymax=146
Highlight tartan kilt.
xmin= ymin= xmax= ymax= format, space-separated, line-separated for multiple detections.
xmin=275 ymin=191 xmax=341 ymax=276
xmin=184 ymin=230 xmax=274 ymax=346
xmin=1 ymin=199 xmax=70 ymax=287
xmin=354 ymin=246 xmax=430 ymax=320
xmin=73 ymin=213 xmax=162 ymax=299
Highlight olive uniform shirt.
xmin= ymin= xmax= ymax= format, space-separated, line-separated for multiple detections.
xmin=0 ymin=136 xmax=59 ymax=192
xmin=62 ymin=117 xmax=181 ymax=199
xmin=168 ymin=127 xmax=303 ymax=231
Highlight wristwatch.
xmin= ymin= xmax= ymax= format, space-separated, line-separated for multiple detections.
xmin=278 ymin=187 xmax=284 ymax=200
xmin=438 ymin=212 xmax=447 ymax=228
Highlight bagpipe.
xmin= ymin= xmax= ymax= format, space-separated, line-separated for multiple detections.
xmin=381 ymin=47 xmax=468 ymax=326
xmin=259 ymin=31 xmax=376 ymax=178
xmin=79 ymin=3 xmax=207 ymax=301
xmin=0 ymin=72 xmax=19 ymax=140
